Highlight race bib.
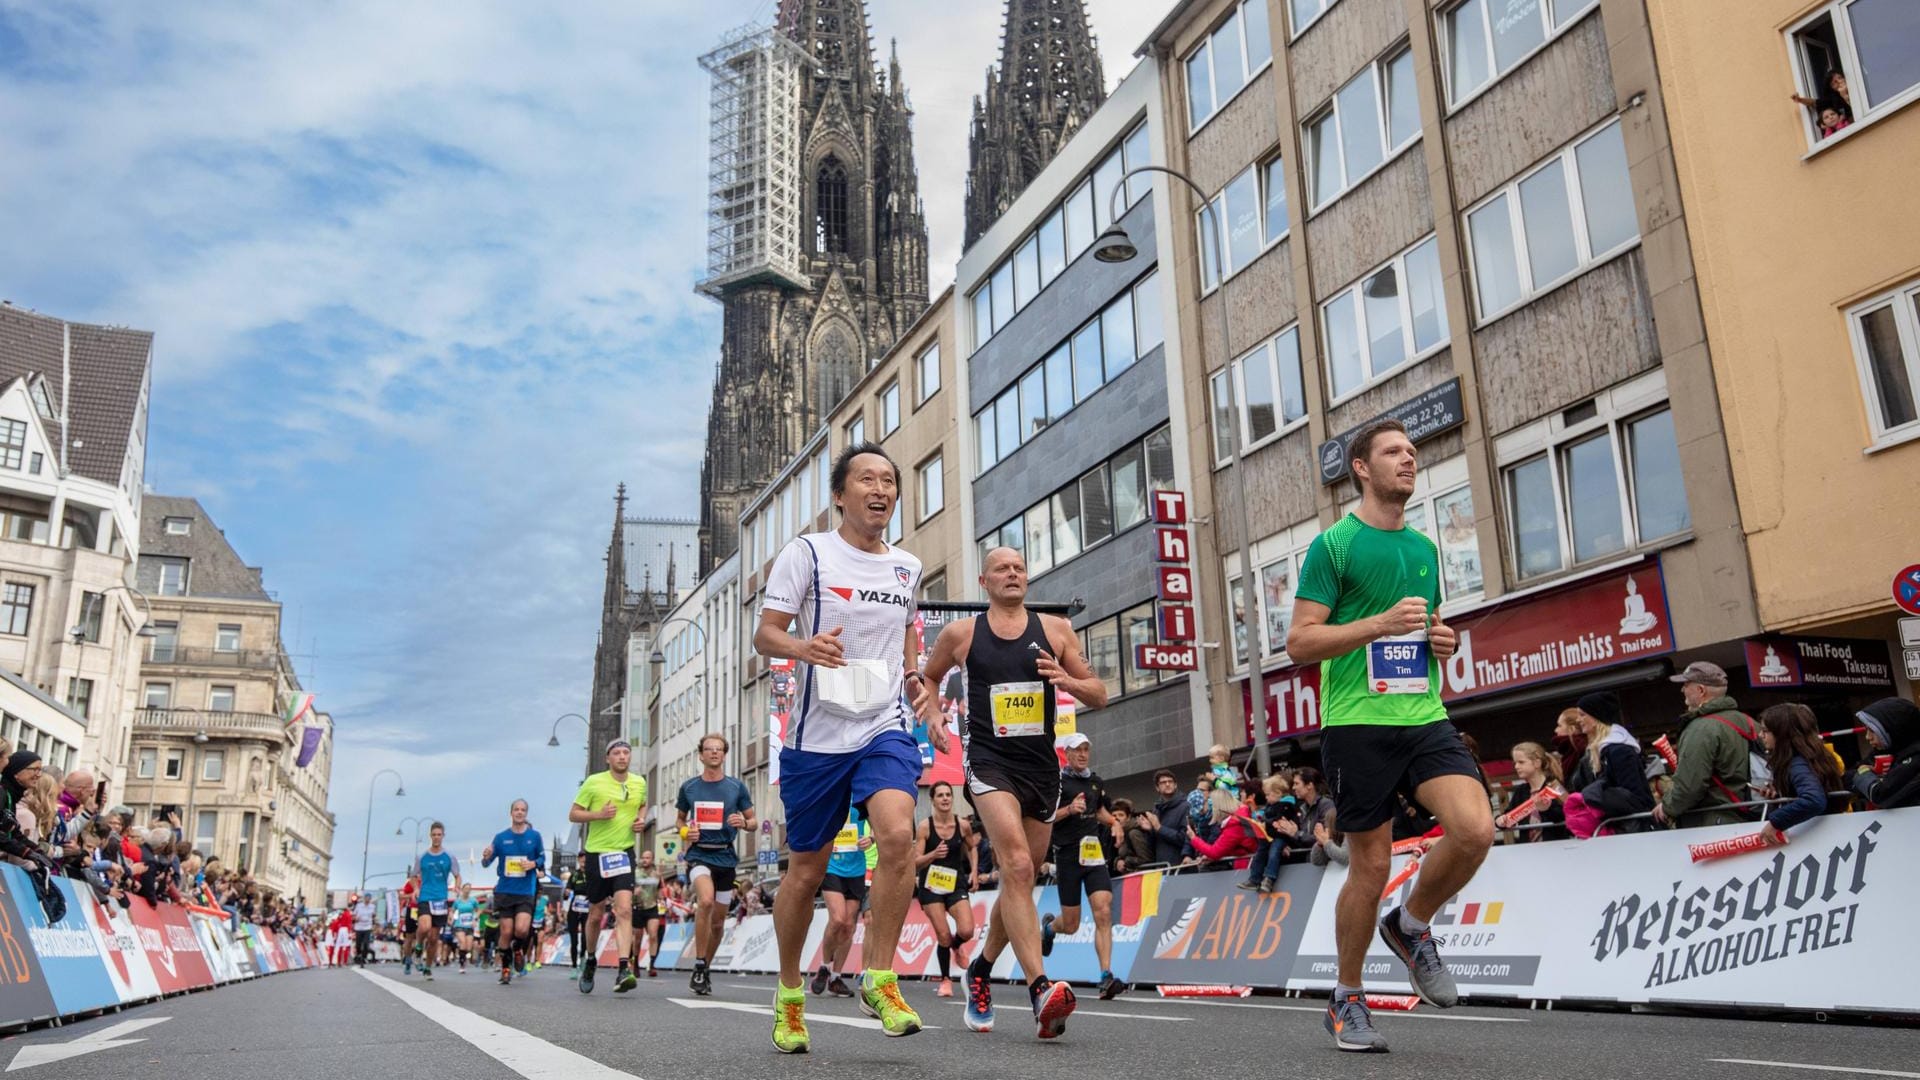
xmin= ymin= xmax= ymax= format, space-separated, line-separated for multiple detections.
xmin=833 ymin=824 xmax=861 ymax=853
xmin=504 ymin=856 xmax=532 ymax=876
xmin=817 ymin=659 xmax=893 ymax=711
xmin=570 ymin=895 xmax=590 ymax=913
xmin=693 ymin=801 xmax=725 ymax=833
xmin=454 ymin=913 xmax=475 ymax=928
xmin=926 ymin=865 xmax=958 ymax=894
xmin=990 ymin=681 xmax=1046 ymax=737
xmin=598 ymin=851 xmax=632 ymax=876
xmin=1368 ymin=631 xmax=1431 ymax=694
xmin=428 ymin=901 xmax=448 ymax=916
xmin=1078 ymin=835 xmax=1104 ymax=867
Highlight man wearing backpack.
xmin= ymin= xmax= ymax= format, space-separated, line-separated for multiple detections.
xmin=1654 ymin=662 xmax=1761 ymax=828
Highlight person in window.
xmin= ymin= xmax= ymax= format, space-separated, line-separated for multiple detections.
xmin=1791 ymin=69 xmax=1853 ymax=136
xmin=1757 ymin=703 xmax=1845 ymax=844
xmin=1851 ymin=697 xmax=1920 ymax=809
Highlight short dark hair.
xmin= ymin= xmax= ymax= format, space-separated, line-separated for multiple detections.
xmin=1349 ymin=417 xmax=1410 ymax=494
xmin=430 ymin=821 xmax=445 ymax=833
xmin=1112 ymin=798 xmax=1134 ymax=815
xmin=1152 ymin=769 xmax=1176 ymax=784
xmin=930 ymin=780 xmax=953 ymax=796
xmin=830 ymin=442 xmax=902 ymax=506
xmin=699 ymin=733 xmax=729 ymax=753
xmin=1294 ymin=766 xmax=1324 ymax=792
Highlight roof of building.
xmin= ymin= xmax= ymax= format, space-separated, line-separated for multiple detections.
xmin=138 ymin=494 xmax=273 ymax=601
xmin=0 ymin=302 xmax=152 ymax=487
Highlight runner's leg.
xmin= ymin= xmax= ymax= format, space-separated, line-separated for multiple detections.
xmin=775 ymin=849 xmax=832 ymax=987
xmin=926 ymin=900 xmax=954 ymax=979
xmin=821 ymin=889 xmax=855 ymax=970
xmin=611 ymin=888 xmax=634 ymax=961
xmin=691 ymin=872 xmax=720 ymax=962
xmin=972 ymin=792 xmax=1050 ymax=978
xmin=859 ymin=786 xmax=917 ymax=972
xmin=1088 ymin=889 xmax=1114 ymax=974
xmin=949 ymin=895 xmax=976 ymax=969
xmin=1336 ymin=822 xmax=1392 ymax=987
xmin=1405 ymin=773 xmax=1496 ymax=921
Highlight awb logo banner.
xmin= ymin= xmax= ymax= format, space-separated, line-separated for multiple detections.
xmin=1127 ymin=867 xmax=1324 ymax=986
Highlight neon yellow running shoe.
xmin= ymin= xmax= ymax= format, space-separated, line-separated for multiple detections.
xmin=772 ymin=982 xmax=810 ymax=1054
xmin=858 ymin=970 xmax=922 ymax=1037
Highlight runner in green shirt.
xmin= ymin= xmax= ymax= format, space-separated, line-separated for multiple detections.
xmin=1288 ymin=418 xmax=1493 ymax=1054
xmin=568 ymin=739 xmax=649 ymax=994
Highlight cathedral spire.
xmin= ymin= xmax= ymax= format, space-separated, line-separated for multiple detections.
xmin=965 ymin=0 xmax=1107 ymax=247
xmin=603 ymin=483 xmax=627 ymax=614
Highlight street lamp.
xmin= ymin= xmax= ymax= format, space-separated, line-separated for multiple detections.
xmin=1097 ymin=165 xmax=1273 ymax=780
xmin=546 ymin=712 xmax=589 ymax=748
xmin=359 ymin=768 xmax=405 ymax=893
xmin=396 ymin=814 xmax=439 ymax=867
xmin=69 ymin=582 xmax=159 ymax=644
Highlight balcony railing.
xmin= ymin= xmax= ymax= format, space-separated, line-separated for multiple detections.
xmin=145 ymin=646 xmax=280 ymax=669
xmin=132 ymin=708 xmax=288 ymax=741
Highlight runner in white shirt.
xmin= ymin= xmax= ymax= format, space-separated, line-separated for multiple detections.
xmin=754 ymin=443 xmax=942 ymax=1054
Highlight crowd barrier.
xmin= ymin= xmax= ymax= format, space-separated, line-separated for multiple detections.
xmin=636 ymin=807 xmax=1917 ymax=1016
xmin=0 ymin=864 xmax=319 ymax=1032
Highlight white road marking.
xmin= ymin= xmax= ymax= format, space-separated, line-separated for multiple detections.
xmin=7 ymin=1018 xmax=170 ymax=1072
xmin=1107 ymin=996 xmax=1529 ymax=1022
xmin=358 ymin=969 xmax=643 ymax=1079
xmin=671 ymin=997 xmax=940 ymax=1029
xmin=1059 ymin=1008 xmax=1190 ymax=1022
xmin=1711 ymin=1061 xmax=1920 ymax=1078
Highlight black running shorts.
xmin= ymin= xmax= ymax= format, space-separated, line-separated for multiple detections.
xmin=1319 ymin=719 xmax=1482 ymax=833
xmin=965 ymin=758 xmax=1060 ymax=824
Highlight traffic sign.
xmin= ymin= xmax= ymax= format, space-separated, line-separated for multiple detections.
xmin=1900 ymin=616 xmax=1920 ymax=649
xmin=1895 ymin=565 xmax=1920 ymax=616
xmin=1904 ymin=648 xmax=1920 ymax=681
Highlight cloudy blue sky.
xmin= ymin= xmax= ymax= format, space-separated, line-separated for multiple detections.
xmin=0 ymin=0 xmax=1167 ymax=890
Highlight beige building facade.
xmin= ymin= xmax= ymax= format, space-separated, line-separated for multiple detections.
xmin=1645 ymin=0 xmax=1920 ymax=691
xmin=133 ymin=495 xmax=335 ymax=906
xmin=1131 ymin=0 xmax=1912 ymax=775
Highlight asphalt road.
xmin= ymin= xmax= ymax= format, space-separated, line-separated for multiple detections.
xmin=2 ymin=962 xmax=1915 ymax=1080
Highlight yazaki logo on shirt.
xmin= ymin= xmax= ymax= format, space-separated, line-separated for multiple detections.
xmin=825 ymin=585 xmax=912 ymax=609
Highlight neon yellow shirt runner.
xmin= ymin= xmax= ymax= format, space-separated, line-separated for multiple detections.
xmin=574 ymin=771 xmax=648 ymax=853
xmin=1295 ymin=513 xmax=1446 ymax=728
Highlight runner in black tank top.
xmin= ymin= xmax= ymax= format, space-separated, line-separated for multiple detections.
xmin=917 ymin=546 xmax=1109 ymax=1039
xmin=913 ymin=782 xmax=976 ymax=997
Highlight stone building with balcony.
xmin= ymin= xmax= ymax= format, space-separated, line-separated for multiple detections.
xmin=0 ymin=302 xmax=154 ymax=794
xmin=132 ymin=495 xmax=335 ymax=907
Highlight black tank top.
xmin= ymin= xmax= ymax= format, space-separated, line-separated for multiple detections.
xmin=921 ymin=816 xmax=969 ymax=881
xmin=964 ymin=610 xmax=1057 ymax=774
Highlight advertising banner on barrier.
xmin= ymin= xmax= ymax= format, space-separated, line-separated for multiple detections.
xmin=190 ymin=912 xmax=243 ymax=983
xmin=998 ymin=871 xmax=1162 ymax=984
xmin=126 ymin=897 xmax=196 ymax=994
xmin=0 ymin=867 xmax=59 ymax=1024
xmin=81 ymin=893 xmax=162 ymax=1004
xmin=1128 ymin=866 xmax=1322 ymax=987
xmin=253 ymin=926 xmax=283 ymax=973
xmin=154 ymin=902 xmax=216 ymax=989
xmin=10 ymin=870 xmax=117 ymax=1015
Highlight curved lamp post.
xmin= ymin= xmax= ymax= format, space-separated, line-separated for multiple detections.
xmin=359 ymin=768 xmax=405 ymax=893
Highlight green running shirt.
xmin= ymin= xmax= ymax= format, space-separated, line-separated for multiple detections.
xmin=1295 ymin=513 xmax=1446 ymax=728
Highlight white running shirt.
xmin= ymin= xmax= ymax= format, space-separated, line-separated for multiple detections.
xmin=761 ymin=530 xmax=922 ymax=754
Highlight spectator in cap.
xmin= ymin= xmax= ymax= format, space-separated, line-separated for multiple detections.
xmin=1654 ymin=662 xmax=1761 ymax=828
xmin=1562 ymin=691 xmax=1654 ymax=837
xmin=1850 ymin=697 xmax=1920 ymax=809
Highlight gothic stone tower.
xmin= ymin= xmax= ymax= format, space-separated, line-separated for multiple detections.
xmin=697 ymin=0 xmax=930 ymax=573
xmin=964 ymin=0 xmax=1107 ymax=247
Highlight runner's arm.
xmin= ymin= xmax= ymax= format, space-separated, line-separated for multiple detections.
xmin=965 ymin=820 xmax=979 ymax=882
xmin=1284 ymin=598 xmax=1388 ymax=664
xmin=1041 ymin=615 xmax=1107 ymax=708
xmin=913 ymin=818 xmax=940 ymax=867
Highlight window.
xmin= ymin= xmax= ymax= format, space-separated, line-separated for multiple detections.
xmin=1037 ymin=211 xmax=1067 ymax=284
xmin=1467 ymin=119 xmax=1637 ymax=321
xmin=880 ymin=381 xmax=900 ymax=436
xmin=1013 ymin=234 xmax=1041 ymax=309
xmin=1321 ymin=236 xmax=1449 ymax=400
xmin=1121 ymin=602 xmax=1164 ymax=694
xmin=238 ymin=813 xmax=256 ymax=871
xmin=1790 ymin=4 xmax=1920 ymax=146
xmin=66 ymin=678 xmax=93 ymax=721
xmin=145 ymin=682 xmax=171 ymax=710
xmin=1019 ymin=366 xmax=1047 ymax=441
xmin=1498 ymin=377 xmax=1689 ymax=579
xmin=887 ymin=501 xmax=903 ymax=545
xmin=0 ymin=419 xmax=23 ymax=471
xmin=216 ymin=624 xmax=242 ymax=652
xmin=1442 ymin=0 xmax=1596 ymax=105
xmin=151 ymin=556 xmax=189 ymax=596
xmin=1086 ymin=619 xmax=1122 ymax=703
xmin=917 ymin=454 xmax=944 ymax=521
xmin=923 ymin=572 xmax=947 ymax=603
xmin=985 ymin=427 xmax=1172 ymax=580
xmin=1212 ymin=327 xmax=1308 ymax=462
xmin=1111 ymin=443 xmax=1147 ymax=532
xmin=163 ymin=749 xmax=185 ymax=781
xmin=975 ymin=406 xmax=998 ymax=475
xmin=815 ymin=156 xmax=848 ymax=254
xmin=1306 ymin=47 xmax=1419 ymax=209
xmin=77 ymin=591 xmax=104 ymax=643
xmin=28 ymin=453 xmax=41 ymax=476
xmin=209 ymin=685 xmax=236 ymax=712
xmin=195 ymin=810 xmax=218 ymax=850
xmin=1199 ymin=164 xmax=1275 ymax=291
xmin=164 ymin=517 xmax=192 ymax=536
xmin=1123 ymin=121 xmax=1155 ymax=205
xmin=0 ymin=583 xmax=31 ymax=636
xmin=136 ymin=747 xmax=156 ymax=779
xmin=846 ymin=415 xmax=865 ymax=448
xmin=202 ymin=750 xmax=225 ymax=782
xmin=1134 ymin=270 xmax=1165 ymax=355
xmin=30 ymin=381 xmax=53 ymax=420
xmin=1289 ymin=0 xmax=1337 ymax=37
xmin=990 ymin=263 xmax=1014 ymax=334
xmin=1848 ymin=278 xmax=1920 ymax=440
xmin=916 ymin=344 xmax=940 ymax=404
xmin=1186 ymin=1 xmax=1274 ymax=129
xmin=1261 ymin=157 xmax=1290 ymax=246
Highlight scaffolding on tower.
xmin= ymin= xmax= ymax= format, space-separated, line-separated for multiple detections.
xmin=696 ymin=24 xmax=811 ymax=299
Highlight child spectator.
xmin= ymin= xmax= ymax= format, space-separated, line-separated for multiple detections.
xmin=1238 ymin=773 xmax=1292 ymax=892
xmin=1758 ymin=703 xmax=1845 ymax=844
xmin=1495 ymin=741 xmax=1567 ymax=842
xmin=1206 ymin=743 xmax=1242 ymax=797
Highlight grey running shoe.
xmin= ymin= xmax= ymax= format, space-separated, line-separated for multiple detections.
xmin=1378 ymin=906 xmax=1459 ymax=1008
xmin=1325 ymin=992 xmax=1389 ymax=1053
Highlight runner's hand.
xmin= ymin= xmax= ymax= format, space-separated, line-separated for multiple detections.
xmin=726 ymin=812 xmax=747 ymax=829
xmin=1429 ymin=615 xmax=1457 ymax=660
xmin=928 ymin=716 xmax=950 ymax=754
xmin=932 ymin=841 xmax=948 ymax=859
xmin=910 ymin=673 xmax=939 ymax=724
xmin=597 ymin=800 xmax=620 ymax=821
xmin=1375 ymin=596 xmax=1430 ymax=637
xmin=857 ymin=835 xmax=874 ymax=851
xmin=1034 ymin=648 xmax=1066 ymax=686
xmin=801 ymin=626 xmax=846 ymax=668
xmin=482 ymin=845 xmax=494 ymax=862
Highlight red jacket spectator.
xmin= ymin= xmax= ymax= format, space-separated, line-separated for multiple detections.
xmin=1188 ymin=810 xmax=1260 ymax=861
